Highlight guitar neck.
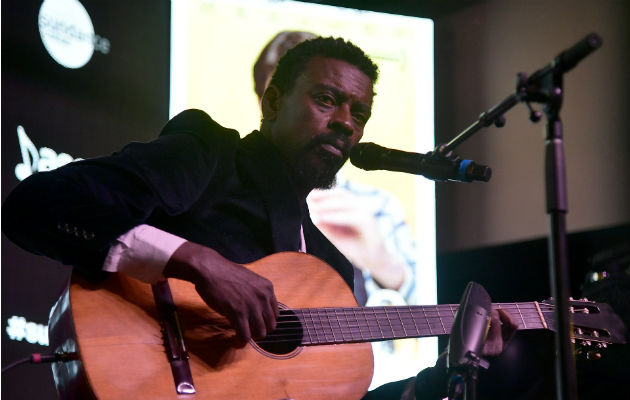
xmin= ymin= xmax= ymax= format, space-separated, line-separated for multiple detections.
xmin=276 ymin=302 xmax=550 ymax=346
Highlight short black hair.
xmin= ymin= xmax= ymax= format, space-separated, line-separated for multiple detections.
xmin=268 ymin=36 xmax=379 ymax=95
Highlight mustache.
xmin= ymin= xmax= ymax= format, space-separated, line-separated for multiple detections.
xmin=307 ymin=134 xmax=352 ymax=159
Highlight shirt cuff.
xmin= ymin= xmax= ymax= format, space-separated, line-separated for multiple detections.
xmin=364 ymin=262 xmax=414 ymax=304
xmin=102 ymin=224 xmax=187 ymax=283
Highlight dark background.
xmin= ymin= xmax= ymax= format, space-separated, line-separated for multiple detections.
xmin=2 ymin=1 xmax=170 ymax=398
xmin=2 ymin=1 xmax=628 ymax=399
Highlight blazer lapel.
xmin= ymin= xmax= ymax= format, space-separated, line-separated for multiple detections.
xmin=237 ymin=131 xmax=303 ymax=252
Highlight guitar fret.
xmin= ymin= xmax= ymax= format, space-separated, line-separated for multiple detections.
xmin=515 ymin=303 xmax=527 ymax=329
xmin=386 ymin=308 xmax=398 ymax=338
xmin=310 ymin=309 xmax=319 ymax=344
xmin=386 ymin=307 xmax=402 ymax=337
xmin=315 ymin=309 xmax=325 ymax=344
xmin=370 ymin=308 xmax=381 ymax=340
xmin=409 ymin=305 xmax=420 ymax=336
xmin=326 ymin=313 xmax=337 ymax=343
xmin=344 ymin=309 xmax=356 ymax=340
xmin=340 ymin=309 xmax=349 ymax=343
xmin=354 ymin=308 xmax=364 ymax=342
xmin=422 ymin=306 xmax=433 ymax=336
xmin=303 ymin=309 xmax=314 ymax=345
xmin=396 ymin=308 xmax=407 ymax=337
xmin=328 ymin=309 xmax=336 ymax=343
xmin=339 ymin=308 xmax=349 ymax=343
xmin=382 ymin=307 xmax=391 ymax=339
xmin=534 ymin=301 xmax=548 ymax=329
xmin=335 ymin=309 xmax=347 ymax=343
xmin=306 ymin=309 xmax=315 ymax=344
xmin=374 ymin=308 xmax=385 ymax=340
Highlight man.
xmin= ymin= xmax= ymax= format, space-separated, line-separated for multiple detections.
xmin=254 ymin=31 xmax=418 ymax=309
xmin=3 ymin=37 xmax=514 ymax=399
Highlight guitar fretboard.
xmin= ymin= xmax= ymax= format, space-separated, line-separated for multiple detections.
xmin=261 ymin=302 xmax=552 ymax=346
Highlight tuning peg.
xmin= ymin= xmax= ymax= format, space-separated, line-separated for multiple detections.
xmin=583 ymin=340 xmax=592 ymax=347
xmin=587 ymin=350 xmax=601 ymax=360
xmin=597 ymin=342 xmax=607 ymax=349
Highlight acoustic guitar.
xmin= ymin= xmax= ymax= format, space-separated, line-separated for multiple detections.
xmin=48 ymin=252 xmax=626 ymax=399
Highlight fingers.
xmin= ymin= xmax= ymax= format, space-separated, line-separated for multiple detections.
xmin=229 ymin=295 xmax=278 ymax=342
xmin=167 ymin=244 xmax=280 ymax=342
xmin=488 ymin=309 xmax=502 ymax=341
xmin=482 ymin=309 xmax=505 ymax=357
xmin=244 ymin=298 xmax=279 ymax=341
xmin=482 ymin=308 xmax=518 ymax=357
xmin=265 ymin=295 xmax=279 ymax=334
xmin=497 ymin=308 xmax=518 ymax=342
xmin=233 ymin=313 xmax=253 ymax=343
xmin=233 ymin=287 xmax=278 ymax=342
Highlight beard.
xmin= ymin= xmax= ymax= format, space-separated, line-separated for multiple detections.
xmin=287 ymin=136 xmax=349 ymax=191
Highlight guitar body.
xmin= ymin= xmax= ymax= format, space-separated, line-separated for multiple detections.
xmin=49 ymin=252 xmax=374 ymax=399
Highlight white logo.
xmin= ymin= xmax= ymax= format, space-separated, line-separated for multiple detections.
xmin=38 ymin=0 xmax=110 ymax=69
xmin=6 ymin=315 xmax=49 ymax=346
xmin=15 ymin=125 xmax=82 ymax=181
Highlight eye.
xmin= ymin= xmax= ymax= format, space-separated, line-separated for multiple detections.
xmin=352 ymin=112 xmax=369 ymax=126
xmin=314 ymin=93 xmax=336 ymax=106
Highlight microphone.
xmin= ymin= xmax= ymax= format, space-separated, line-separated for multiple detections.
xmin=349 ymin=142 xmax=491 ymax=183
xmin=447 ymin=281 xmax=492 ymax=400
xmin=528 ymin=33 xmax=602 ymax=83
xmin=447 ymin=282 xmax=492 ymax=370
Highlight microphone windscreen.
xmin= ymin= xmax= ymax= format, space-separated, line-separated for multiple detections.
xmin=349 ymin=143 xmax=385 ymax=170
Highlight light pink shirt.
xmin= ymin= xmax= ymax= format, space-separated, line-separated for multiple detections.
xmin=103 ymin=224 xmax=306 ymax=282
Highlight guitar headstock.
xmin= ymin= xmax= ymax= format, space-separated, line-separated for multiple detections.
xmin=539 ymin=298 xmax=627 ymax=350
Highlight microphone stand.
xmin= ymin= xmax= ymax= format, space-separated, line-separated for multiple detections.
xmin=437 ymin=33 xmax=602 ymax=400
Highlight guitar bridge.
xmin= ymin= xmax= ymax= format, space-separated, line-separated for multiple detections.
xmin=152 ymin=279 xmax=196 ymax=395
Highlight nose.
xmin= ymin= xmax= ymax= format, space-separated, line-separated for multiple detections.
xmin=328 ymin=104 xmax=353 ymax=136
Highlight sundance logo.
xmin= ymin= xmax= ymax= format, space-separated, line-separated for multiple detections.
xmin=6 ymin=315 xmax=48 ymax=346
xmin=14 ymin=125 xmax=82 ymax=181
xmin=38 ymin=0 xmax=110 ymax=69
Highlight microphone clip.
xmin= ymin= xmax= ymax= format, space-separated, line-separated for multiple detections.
xmin=424 ymin=144 xmax=490 ymax=183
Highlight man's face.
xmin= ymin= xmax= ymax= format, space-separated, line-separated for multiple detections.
xmin=262 ymin=56 xmax=374 ymax=193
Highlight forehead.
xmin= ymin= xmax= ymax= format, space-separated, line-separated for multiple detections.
xmin=295 ymin=56 xmax=374 ymax=105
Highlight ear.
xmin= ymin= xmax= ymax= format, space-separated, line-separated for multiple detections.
xmin=261 ymin=84 xmax=283 ymax=122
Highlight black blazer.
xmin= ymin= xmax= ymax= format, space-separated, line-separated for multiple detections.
xmin=2 ymin=109 xmax=355 ymax=289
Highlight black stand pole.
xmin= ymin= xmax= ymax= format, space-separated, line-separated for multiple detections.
xmin=525 ymin=33 xmax=602 ymax=399
xmin=435 ymin=33 xmax=602 ymax=400
xmin=543 ymin=91 xmax=578 ymax=400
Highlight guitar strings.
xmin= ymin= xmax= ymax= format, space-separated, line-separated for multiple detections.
xmin=250 ymin=302 xmax=601 ymax=346
xmin=250 ymin=303 xmax=551 ymax=345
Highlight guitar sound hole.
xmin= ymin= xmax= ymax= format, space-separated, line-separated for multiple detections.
xmin=254 ymin=309 xmax=303 ymax=355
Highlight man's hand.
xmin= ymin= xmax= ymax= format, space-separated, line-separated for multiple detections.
xmin=404 ymin=308 xmax=518 ymax=400
xmin=483 ymin=308 xmax=518 ymax=357
xmin=163 ymin=241 xmax=279 ymax=342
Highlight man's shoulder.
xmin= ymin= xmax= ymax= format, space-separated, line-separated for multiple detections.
xmin=161 ymin=109 xmax=241 ymax=147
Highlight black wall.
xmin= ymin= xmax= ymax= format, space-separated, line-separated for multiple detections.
xmin=1 ymin=2 xmax=170 ymax=398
